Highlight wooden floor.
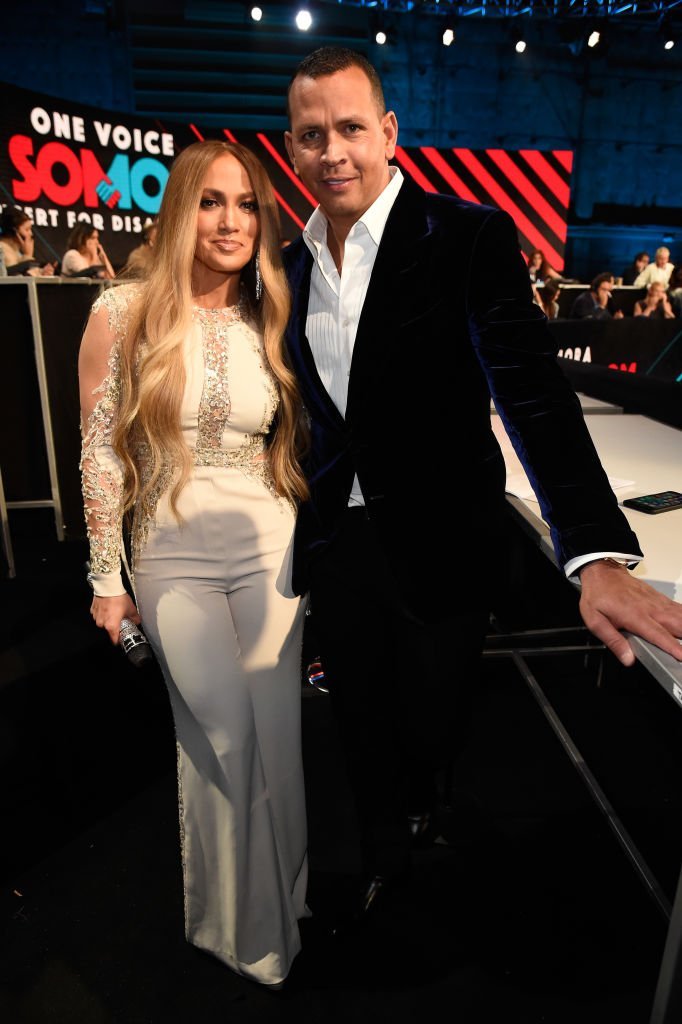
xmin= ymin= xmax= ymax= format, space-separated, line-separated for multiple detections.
xmin=1 ymin=509 xmax=681 ymax=1024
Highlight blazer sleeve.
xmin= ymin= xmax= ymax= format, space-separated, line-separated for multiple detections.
xmin=464 ymin=207 xmax=642 ymax=566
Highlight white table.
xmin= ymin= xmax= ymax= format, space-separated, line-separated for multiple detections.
xmin=492 ymin=392 xmax=623 ymax=417
xmin=491 ymin=411 xmax=682 ymax=1024
xmin=492 ymin=413 xmax=682 ymax=613
xmin=575 ymin=392 xmax=624 ymax=415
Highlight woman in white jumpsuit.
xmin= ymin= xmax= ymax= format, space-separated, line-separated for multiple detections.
xmin=78 ymin=141 xmax=310 ymax=988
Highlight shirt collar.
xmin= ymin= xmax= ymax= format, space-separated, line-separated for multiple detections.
xmin=303 ymin=165 xmax=404 ymax=255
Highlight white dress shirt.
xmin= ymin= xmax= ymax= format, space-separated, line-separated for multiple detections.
xmin=301 ymin=168 xmax=638 ymax=579
xmin=633 ymin=262 xmax=674 ymax=289
xmin=303 ymin=165 xmax=403 ymax=506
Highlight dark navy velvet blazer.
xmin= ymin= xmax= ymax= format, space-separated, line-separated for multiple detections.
xmin=283 ymin=176 xmax=642 ymax=622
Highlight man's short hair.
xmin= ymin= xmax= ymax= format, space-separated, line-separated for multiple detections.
xmin=286 ymin=46 xmax=386 ymax=122
xmin=655 ymin=246 xmax=670 ymax=259
xmin=591 ymin=272 xmax=614 ymax=291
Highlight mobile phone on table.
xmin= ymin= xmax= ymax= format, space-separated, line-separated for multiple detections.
xmin=622 ymin=491 xmax=682 ymax=514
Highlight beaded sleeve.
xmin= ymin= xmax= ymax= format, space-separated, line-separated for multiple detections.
xmin=79 ymin=285 xmax=138 ymax=596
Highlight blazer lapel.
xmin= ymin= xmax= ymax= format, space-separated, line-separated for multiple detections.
xmin=285 ymin=241 xmax=345 ymax=430
xmin=346 ymin=178 xmax=433 ymax=423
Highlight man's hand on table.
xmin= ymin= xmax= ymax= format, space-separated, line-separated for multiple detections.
xmin=578 ymin=558 xmax=682 ymax=667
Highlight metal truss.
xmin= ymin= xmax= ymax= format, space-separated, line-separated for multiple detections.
xmin=327 ymin=0 xmax=682 ymax=19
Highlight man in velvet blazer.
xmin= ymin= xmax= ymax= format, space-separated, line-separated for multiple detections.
xmin=283 ymin=46 xmax=682 ymax=928
xmin=284 ymin=171 xmax=641 ymax=623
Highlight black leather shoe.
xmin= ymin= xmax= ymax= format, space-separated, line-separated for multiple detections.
xmin=327 ymin=872 xmax=385 ymax=937
xmin=328 ymin=874 xmax=391 ymax=937
xmin=410 ymin=791 xmax=499 ymax=850
xmin=357 ymin=874 xmax=387 ymax=916
xmin=408 ymin=809 xmax=455 ymax=848
xmin=407 ymin=811 xmax=433 ymax=843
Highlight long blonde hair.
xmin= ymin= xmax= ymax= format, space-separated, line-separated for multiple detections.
xmin=112 ymin=140 xmax=308 ymax=516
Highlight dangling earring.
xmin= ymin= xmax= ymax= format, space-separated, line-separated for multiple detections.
xmin=255 ymin=250 xmax=262 ymax=302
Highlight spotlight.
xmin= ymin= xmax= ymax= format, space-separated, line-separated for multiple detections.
xmin=660 ymin=17 xmax=677 ymax=49
xmin=585 ymin=20 xmax=609 ymax=55
xmin=250 ymin=5 xmax=262 ymax=20
xmin=370 ymin=12 xmax=389 ymax=46
xmin=511 ymin=24 xmax=527 ymax=53
xmin=295 ymin=8 xmax=312 ymax=30
xmin=442 ymin=18 xmax=455 ymax=46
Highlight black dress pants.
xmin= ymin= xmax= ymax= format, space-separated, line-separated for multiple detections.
xmin=307 ymin=506 xmax=490 ymax=879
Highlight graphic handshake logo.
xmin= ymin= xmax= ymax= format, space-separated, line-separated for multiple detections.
xmin=96 ymin=177 xmax=122 ymax=209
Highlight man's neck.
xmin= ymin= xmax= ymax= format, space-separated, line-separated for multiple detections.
xmin=317 ymin=167 xmax=398 ymax=273
xmin=325 ymin=221 xmax=348 ymax=275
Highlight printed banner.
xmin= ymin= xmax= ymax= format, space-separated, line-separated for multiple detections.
xmin=1 ymin=82 xmax=572 ymax=272
xmin=0 ymin=83 xmax=183 ymax=269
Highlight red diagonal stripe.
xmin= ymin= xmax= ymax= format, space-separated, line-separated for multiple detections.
xmin=393 ymin=146 xmax=438 ymax=193
xmin=452 ymin=149 xmax=564 ymax=270
xmin=271 ymin=188 xmax=305 ymax=230
xmin=518 ymin=150 xmax=571 ymax=208
xmin=553 ymin=150 xmax=574 ymax=174
xmin=189 ymin=123 xmax=205 ymax=141
xmin=486 ymin=149 xmax=567 ymax=242
xmin=223 ymin=129 xmax=305 ymax=230
xmin=420 ymin=147 xmax=480 ymax=203
xmin=256 ymin=132 xmax=317 ymax=208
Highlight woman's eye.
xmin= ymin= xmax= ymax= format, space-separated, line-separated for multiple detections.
xmin=200 ymin=197 xmax=217 ymax=208
xmin=242 ymin=201 xmax=259 ymax=212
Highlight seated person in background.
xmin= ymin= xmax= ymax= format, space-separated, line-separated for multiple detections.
xmin=527 ymin=248 xmax=562 ymax=284
xmin=633 ymin=246 xmax=674 ymax=289
xmin=633 ymin=281 xmax=675 ymax=319
xmin=667 ymin=265 xmax=682 ymax=317
xmin=61 ymin=224 xmax=115 ymax=279
xmin=570 ymin=272 xmax=624 ymax=320
xmin=538 ymin=279 xmax=561 ymax=319
xmin=0 ymin=207 xmax=55 ymax=277
xmin=119 ymin=219 xmax=157 ymax=279
xmin=621 ymin=251 xmax=649 ymax=285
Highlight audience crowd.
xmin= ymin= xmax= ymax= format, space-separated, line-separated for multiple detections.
xmin=526 ymin=245 xmax=680 ymax=321
xmin=61 ymin=224 xmax=115 ymax=280
xmin=0 ymin=207 xmax=56 ymax=277
xmin=1 ymin=205 xmax=679 ymax=324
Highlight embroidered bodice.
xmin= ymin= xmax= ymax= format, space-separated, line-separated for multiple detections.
xmin=80 ymin=283 xmax=280 ymax=589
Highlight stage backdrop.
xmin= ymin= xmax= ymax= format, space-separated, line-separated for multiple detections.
xmin=1 ymin=82 xmax=573 ymax=272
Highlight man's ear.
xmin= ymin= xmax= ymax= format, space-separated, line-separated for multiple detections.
xmin=382 ymin=111 xmax=398 ymax=160
xmin=284 ymin=132 xmax=298 ymax=174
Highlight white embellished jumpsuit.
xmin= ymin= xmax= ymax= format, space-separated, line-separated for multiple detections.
xmin=80 ymin=284 xmax=308 ymax=986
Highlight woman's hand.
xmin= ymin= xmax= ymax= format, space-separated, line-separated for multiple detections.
xmin=17 ymin=224 xmax=35 ymax=258
xmin=90 ymin=593 xmax=141 ymax=645
xmin=24 ymin=262 xmax=54 ymax=278
xmin=97 ymin=243 xmax=116 ymax=280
